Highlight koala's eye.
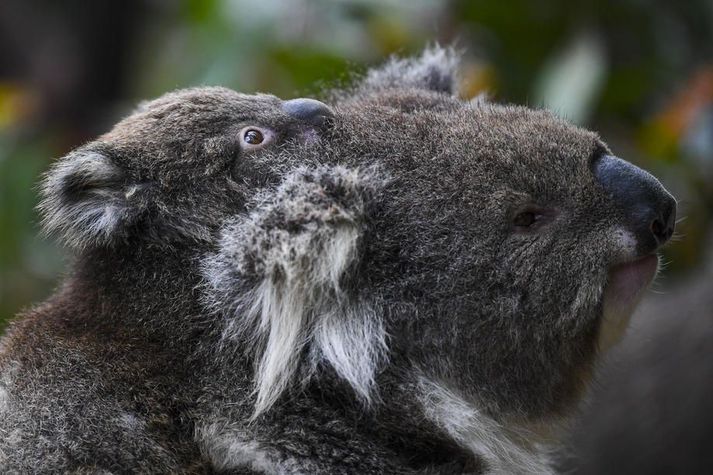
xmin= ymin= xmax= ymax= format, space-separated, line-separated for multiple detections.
xmin=513 ymin=211 xmax=537 ymax=227
xmin=239 ymin=126 xmax=274 ymax=151
xmin=512 ymin=206 xmax=554 ymax=232
xmin=244 ymin=129 xmax=263 ymax=144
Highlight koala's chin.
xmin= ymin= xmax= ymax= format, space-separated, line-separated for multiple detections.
xmin=599 ymin=253 xmax=659 ymax=350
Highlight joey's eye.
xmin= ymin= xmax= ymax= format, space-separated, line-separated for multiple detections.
xmin=513 ymin=211 xmax=537 ymax=228
xmin=244 ymin=129 xmax=263 ymax=144
xmin=239 ymin=126 xmax=274 ymax=151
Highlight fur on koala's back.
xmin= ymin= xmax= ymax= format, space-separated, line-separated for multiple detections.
xmin=0 ymin=245 xmax=212 ymax=473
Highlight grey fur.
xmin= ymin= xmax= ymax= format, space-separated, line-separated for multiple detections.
xmin=0 ymin=47 xmax=672 ymax=473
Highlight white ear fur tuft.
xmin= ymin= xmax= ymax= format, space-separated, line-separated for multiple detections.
xmin=39 ymin=149 xmax=140 ymax=249
xmin=314 ymin=302 xmax=387 ymax=403
xmin=203 ymin=166 xmax=388 ymax=416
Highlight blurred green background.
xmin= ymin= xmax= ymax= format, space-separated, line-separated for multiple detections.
xmin=1 ymin=0 xmax=712 ymax=330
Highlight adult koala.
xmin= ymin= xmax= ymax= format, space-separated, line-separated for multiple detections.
xmin=0 ymin=48 xmax=675 ymax=474
xmin=196 ymin=49 xmax=676 ymax=474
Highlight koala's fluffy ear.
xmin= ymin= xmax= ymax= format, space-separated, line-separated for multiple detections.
xmin=362 ymin=45 xmax=461 ymax=94
xmin=203 ymin=166 xmax=388 ymax=416
xmin=39 ymin=145 xmax=146 ymax=248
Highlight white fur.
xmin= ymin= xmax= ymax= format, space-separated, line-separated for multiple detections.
xmin=204 ymin=167 xmax=389 ymax=417
xmin=0 ymin=386 xmax=8 ymax=414
xmin=250 ymin=277 xmax=310 ymax=414
xmin=417 ymin=377 xmax=554 ymax=475
xmin=313 ymin=303 xmax=386 ymax=403
xmin=197 ymin=424 xmax=286 ymax=474
xmin=244 ymin=226 xmax=385 ymax=415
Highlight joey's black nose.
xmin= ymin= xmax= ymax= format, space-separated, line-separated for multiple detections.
xmin=282 ymin=98 xmax=334 ymax=128
xmin=594 ymin=155 xmax=676 ymax=255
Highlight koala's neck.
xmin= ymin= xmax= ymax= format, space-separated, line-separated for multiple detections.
xmin=408 ymin=375 xmax=558 ymax=475
xmin=201 ymin=372 xmax=558 ymax=474
xmin=67 ymin=241 xmax=209 ymax=341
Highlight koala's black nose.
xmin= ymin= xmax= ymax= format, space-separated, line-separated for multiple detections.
xmin=594 ymin=155 xmax=676 ymax=254
xmin=282 ymin=98 xmax=334 ymax=128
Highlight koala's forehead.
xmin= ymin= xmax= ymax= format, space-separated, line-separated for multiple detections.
xmin=460 ymin=106 xmax=603 ymax=198
xmin=101 ymin=87 xmax=284 ymax=146
xmin=458 ymin=105 xmax=601 ymax=162
xmin=333 ymin=98 xmax=602 ymax=201
xmin=336 ymin=98 xmax=600 ymax=162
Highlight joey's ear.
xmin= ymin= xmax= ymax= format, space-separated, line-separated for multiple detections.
xmin=362 ymin=45 xmax=461 ymax=94
xmin=39 ymin=146 xmax=147 ymax=248
xmin=204 ymin=165 xmax=388 ymax=416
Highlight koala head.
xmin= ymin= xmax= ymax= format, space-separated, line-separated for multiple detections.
xmin=203 ymin=47 xmax=676 ymax=427
xmin=39 ymin=88 xmax=334 ymax=249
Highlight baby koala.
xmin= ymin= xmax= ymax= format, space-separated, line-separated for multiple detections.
xmin=0 ymin=48 xmax=675 ymax=474
xmin=0 ymin=86 xmax=332 ymax=473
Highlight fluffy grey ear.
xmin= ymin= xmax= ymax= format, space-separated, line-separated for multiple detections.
xmin=39 ymin=146 xmax=145 ymax=248
xmin=362 ymin=45 xmax=461 ymax=94
xmin=203 ymin=166 xmax=388 ymax=416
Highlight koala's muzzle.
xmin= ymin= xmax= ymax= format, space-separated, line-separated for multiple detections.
xmin=282 ymin=98 xmax=334 ymax=128
xmin=594 ymin=155 xmax=676 ymax=254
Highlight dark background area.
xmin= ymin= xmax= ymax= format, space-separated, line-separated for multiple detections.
xmin=1 ymin=0 xmax=712 ymax=471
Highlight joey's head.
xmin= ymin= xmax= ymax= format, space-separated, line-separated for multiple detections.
xmin=39 ymin=87 xmax=334 ymax=250
xmin=200 ymin=48 xmax=675 ymax=424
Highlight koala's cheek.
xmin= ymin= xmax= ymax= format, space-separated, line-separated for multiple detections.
xmin=598 ymin=254 xmax=658 ymax=350
xmin=299 ymin=128 xmax=321 ymax=146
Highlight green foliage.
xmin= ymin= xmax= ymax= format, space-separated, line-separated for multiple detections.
xmin=0 ymin=134 xmax=65 ymax=330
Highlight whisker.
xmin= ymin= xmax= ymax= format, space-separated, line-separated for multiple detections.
xmin=669 ymin=232 xmax=686 ymax=242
